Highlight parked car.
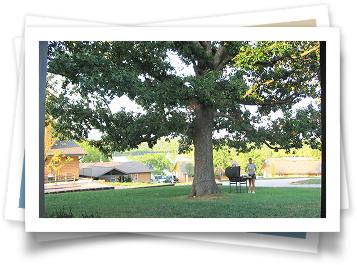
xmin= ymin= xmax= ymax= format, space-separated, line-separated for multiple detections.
xmin=151 ymin=175 xmax=158 ymax=183
xmin=166 ymin=175 xmax=179 ymax=183
xmin=158 ymin=175 xmax=169 ymax=183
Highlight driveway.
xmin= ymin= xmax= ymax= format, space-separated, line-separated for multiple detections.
xmin=220 ymin=178 xmax=321 ymax=188
xmin=44 ymin=179 xmax=115 ymax=194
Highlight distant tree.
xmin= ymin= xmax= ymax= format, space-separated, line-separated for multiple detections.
xmin=128 ymin=153 xmax=171 ymax=175
xmin=269 ymin=162 xmax=279 ymax=177
xmin=185 ymin=163 xmax=195 ymax=178
xmin=44 ymin=123 xmax=73 ymax=176
xmin=44 ymin=123 xmax=58 ymax=160
xmin=165 ymin=139 xmax=181 ymax=174
xmin=77 ymin=141 xmax=111 ymax=163
xmin=213 ymin=146 xmax=234 ymax=178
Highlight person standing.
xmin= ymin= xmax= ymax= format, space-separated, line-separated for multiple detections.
xmin=245 ymin=158 xmax=257 ymax=193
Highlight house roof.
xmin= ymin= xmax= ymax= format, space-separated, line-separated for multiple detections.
xmin=262 ymin=160 xmax=321 ymax=174
xmin=79 ymin=161 xmax=154 ymax=178
xmin=79 ymin=166 xmax=120 ymax=178
xmin=115 ymin=161 xmax=155 ymax=174
xmin=176 ymin=161 xmax=194 ymax=175
xmin=46 ymin=140 xmax=88 ymax=156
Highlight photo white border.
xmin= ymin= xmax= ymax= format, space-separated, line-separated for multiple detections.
xmin=25 ymin=26 xmax=340 ymax=232
xmin=144 ymin=5 xmax=329 ymax=27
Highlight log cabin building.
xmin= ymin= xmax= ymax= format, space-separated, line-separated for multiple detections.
xmin=44 ymin=140 xmax=88 ymax=181
xmin=260 ymin=158 xmax=322 ymax=178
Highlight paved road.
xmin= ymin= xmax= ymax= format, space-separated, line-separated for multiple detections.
xmin=220 ymin=178 xmax=321 ymax=188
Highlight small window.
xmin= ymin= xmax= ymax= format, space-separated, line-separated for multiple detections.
xmin=110 ymin=176 xmax=116 ymax=182
xmin=135 ymin=174 xmax=138 ymax=181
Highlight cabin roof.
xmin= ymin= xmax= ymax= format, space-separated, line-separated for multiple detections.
xmin=46 ymin=140 xmax=88 ymax=156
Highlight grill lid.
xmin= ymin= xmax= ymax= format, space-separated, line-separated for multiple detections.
xmin=225 ymin=166 xmax=241 ymax=178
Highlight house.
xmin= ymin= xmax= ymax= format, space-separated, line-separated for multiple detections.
xmin=260 ymin=158 xmax=322 ymax=178
xmin=173 ymin=161 xmax=194 ymax=183
xmin=79 ymin=161 xmax=154 ymax=183
xmin=45 ymin=140 xmax=88 ymax=180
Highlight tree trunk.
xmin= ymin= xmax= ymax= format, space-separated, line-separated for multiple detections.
xmin=189 ymin=105 xmax=222 ymax=197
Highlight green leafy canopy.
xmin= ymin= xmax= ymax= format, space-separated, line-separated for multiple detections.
xmin=46 ymin=41 xmax=322 ymax=157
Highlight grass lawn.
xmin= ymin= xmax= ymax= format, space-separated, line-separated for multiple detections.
xmin=45 ymin=185 xmax=321 ymax=218
xmin=93 ymin=181 xmax=174 ymax=187
xmin=290 ymin=178 xmax=321 ymax=185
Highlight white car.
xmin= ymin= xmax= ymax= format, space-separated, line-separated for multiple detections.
xmin=158 ymin=175 xmax=169 ymax=183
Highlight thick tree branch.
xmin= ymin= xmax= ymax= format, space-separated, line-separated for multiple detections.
xmin=215 ymin=55 xmax=235 ymax=71
xmin=213 ymin=45 xmax=226 ymax=69
xmin=213 ymin=107 xmax=245 ymax=124
xmin=263 ymin=140 xmax=295 ymax=150
xmin=199 ymin=41 xmax=212 ymax=54
xmin=194 ymin=42 xmax=236 ymax=72
xmin=194 ymin=41 xmax=203 ymax=48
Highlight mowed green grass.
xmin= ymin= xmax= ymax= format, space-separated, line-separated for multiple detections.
xmin=45 ymin=185 xmax=321 ymax=218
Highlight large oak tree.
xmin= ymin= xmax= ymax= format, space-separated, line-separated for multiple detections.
xmin=46 ymin=41 xmax=322 ymax=196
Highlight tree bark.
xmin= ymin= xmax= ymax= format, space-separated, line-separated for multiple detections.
xmin=188 ymin=104 xmax=222 ymax=197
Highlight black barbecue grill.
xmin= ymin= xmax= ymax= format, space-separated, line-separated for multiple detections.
xmin=225 ymin=166 xmax=248 ymax=193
